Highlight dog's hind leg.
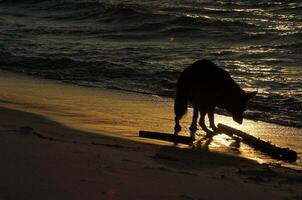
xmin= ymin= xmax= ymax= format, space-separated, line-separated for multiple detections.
xmin=199 ymin=111 xmax=214 ymax=135
xmin=174 ymin=117 xmax=181 ymax=136
xmin=189 ymin=108 xmax=198 ymax=136
xmin=208 ymin=109 xmax=218 ymax=132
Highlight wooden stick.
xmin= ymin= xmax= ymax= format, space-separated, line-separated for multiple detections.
xmin=217 ymin=123 xmax=297 ymax=162
xmin=139 ymin=130 xmax=193 ymax=144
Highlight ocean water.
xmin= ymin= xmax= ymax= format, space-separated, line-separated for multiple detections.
xmin=0 ymin=0 xmax=301 ymax=128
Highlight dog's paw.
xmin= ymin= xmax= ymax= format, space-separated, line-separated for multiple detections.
xmin=212 ymin=126 xmax=219 ymax=133
xmin=189 ymin=125 xmax=198 ymax=133
xmin=174 ymin=124 xmax=181 ymax=134
xmin=205 ymin=130 xmax=215 ymax=137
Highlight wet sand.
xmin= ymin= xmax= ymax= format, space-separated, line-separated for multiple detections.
xmin=0 ymin=71 xmax=302 ymax=199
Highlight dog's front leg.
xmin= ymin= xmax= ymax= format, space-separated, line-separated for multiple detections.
xmin=208 ymin=109 xmax=218 ymax=132
xmin=199 ymin=111 xmax=214 ymax=135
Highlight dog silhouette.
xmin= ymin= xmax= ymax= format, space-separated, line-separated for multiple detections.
xmin=174 ymin=59 xmax=257 ymax=138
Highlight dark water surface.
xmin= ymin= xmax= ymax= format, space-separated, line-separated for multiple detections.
xmin=0 ymin=0 xmax=301 ymax=128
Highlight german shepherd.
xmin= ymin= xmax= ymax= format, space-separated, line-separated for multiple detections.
xmin=174 ymin=59 xmax=257 ymax=138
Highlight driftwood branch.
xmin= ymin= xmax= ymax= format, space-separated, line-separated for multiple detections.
xmin=139 ymin=124 xmax=297 ymax=162
xmin=217 ymin=123 xmax=297 ymax=162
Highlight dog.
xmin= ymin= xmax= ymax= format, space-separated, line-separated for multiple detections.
xmin=174 ymin=59 xmax=257 ymax=138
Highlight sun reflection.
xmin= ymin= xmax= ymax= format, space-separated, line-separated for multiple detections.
xmin=183 ymin=13 xmax=212 ymax=20
xmin=212 ymin=134 xmax=233 ymax=147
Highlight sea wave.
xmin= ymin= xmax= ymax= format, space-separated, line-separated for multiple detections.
xmin=0 ymin=0 xmax=301 ymax=128
xmin=1 ymin=50 xmax=301 ymax=128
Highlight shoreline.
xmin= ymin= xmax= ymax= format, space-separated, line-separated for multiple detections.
xmin=0 ymin=106 xmax=302 ymax=199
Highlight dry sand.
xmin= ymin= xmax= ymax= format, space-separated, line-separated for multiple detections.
xmin=0 ymin=106 xmax=301 ymax=200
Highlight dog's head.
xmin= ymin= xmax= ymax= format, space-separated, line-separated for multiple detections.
xmin=231 ymin=91 xmax=257 ymax=124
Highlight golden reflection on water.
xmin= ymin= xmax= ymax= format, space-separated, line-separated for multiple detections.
xmin=183 ymin=5 xmax=301 ymax=36
xmin=183 ymin=13 xmax=211 ymax=20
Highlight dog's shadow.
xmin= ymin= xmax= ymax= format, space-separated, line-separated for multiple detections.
xmin=152 ymin=132 xmax=252 ymax=171
xmin=192 ymin=133 xmax=214 ymax=151
xmin=191 ymin=130 xmax=241 ymax=153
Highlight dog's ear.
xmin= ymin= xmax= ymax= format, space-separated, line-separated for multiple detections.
xmin=245 ymin=91 xmax=257 ymax=101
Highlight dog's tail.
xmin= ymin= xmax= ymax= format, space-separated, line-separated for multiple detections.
xmin=174 ymin=75 xmax=188 ymax=120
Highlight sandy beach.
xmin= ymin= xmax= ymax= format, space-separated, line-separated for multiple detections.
xmin=1 ymin=105 xmax=302 ymax=200
xmin=0 ymin=71 xmax=301 ymax=200
xmin=1 ymin=1 xmax=302 ymax=198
